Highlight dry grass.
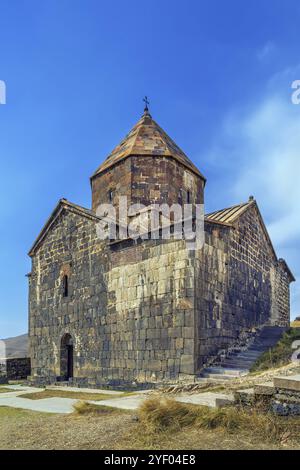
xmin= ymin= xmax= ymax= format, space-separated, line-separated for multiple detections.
xmin=19 ymin=389 xmax=119 ymax=401
xmin=0 ymin=401 xmax=300 ymax=450
xmin=73 ymin=400 xmax=122 ymax=415
xmin=0 ymin=388 xmax=11 ymax=393
xmin=0 ymin=406 xmax=133 ymax=450
xmin=138 ymin=397 xmax=280 ymax=437
xmin=128 ymin=396 xmax=300 ymax=449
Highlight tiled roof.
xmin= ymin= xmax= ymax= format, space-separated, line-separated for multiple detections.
xmin=205 ymin=201 xmax=254 ymax=225
xmin=91 ymin=110 xmax=206 ymax=180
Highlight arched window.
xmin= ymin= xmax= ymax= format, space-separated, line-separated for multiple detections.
xmin=63 ymin=275 xmax=68 ymax=297
xmin=187 ymin=190 xmax=191 ymax=204
xmin=108 ymin=189 xmax=114 ymax=202
xmin=178 ymin=189 xmax=183 ymax=203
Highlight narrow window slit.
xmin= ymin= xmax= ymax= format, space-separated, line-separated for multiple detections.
xmin=63 ymin=275 xmax=69 ymax=297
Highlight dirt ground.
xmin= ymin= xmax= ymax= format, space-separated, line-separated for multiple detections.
xmin=0 ymin=406 xmax=299 ymax=450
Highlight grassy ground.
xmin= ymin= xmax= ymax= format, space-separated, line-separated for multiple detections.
xmin=19 ymin=389 xmax=121 ymax=401
xmin=1 ymin=397 xmax=300 ymax=450
xmin=0 ymin=388 xmax=11 ymax=393
xmin=250 ymin=328 xmax=300 ymax=372
xmin=0 ymin=406 xmax=133 ymax=450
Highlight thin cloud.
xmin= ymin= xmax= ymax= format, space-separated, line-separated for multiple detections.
xmin=203 ymin=70 xmax=300 ymax=316
xmin=233 ymin=96 xmax=300 ymax=247
xmin=257 ymin=41 xmax=275 ymax=61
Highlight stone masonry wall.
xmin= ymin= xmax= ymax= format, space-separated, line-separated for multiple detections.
xmin=29 ymin=208 xmax=109 ymax=385
xmin=6 ymin=358 xmax=31 ymax=380
xmin=273 ymin=261 xmax=291 ymax=326
xmin=195 ymin=204 xmax=289 ymax=370
xmin=29 ymin=201 xmax=292 ymax=385
xmin=130 ymin=156 xmax=204 ymax=207
xmin=91 ymin=156 xmax=204 ymax=213
xmin=91 ymin=159 xmax=132 ymax=212
xmin=106 ymin=238 xmax=197 ymax=384
xmin=195 ymin=222 xmax=231 ymax=368
xmin=29 ymin=207 xmax=197 ymax=387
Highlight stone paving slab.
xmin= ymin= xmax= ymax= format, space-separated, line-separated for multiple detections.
xmin=176 ymin=392 xmax=234 ymax=408
xmin=273 ymin=375 xmax=300 ymax=392
xmin=91 ymin=392 xmax=234 ymax=410
xmin=3 ymin=385 xmax=43 ymax=392
xmin=89 ymin=394 xmax=146 ymax=410
xmin=46 ymin=385 xmax=123 ymax=395
xmin=0 ymin=396 xmax=77 ymax=413
xmin=0 ymin=386 xmax=44 ymax=398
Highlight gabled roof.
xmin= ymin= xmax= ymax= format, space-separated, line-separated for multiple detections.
xmin=205 ymin=198 xmax=295 ymax=281
xmin=91 ymin=110 xmax=206 ymax=180
xmin=205 ymin=201 xmax=253 ymax=225
xmin=28 ymin=199 xmax=100 ymax=257
xmin=206 ymin=198 xmax=278 ymax=258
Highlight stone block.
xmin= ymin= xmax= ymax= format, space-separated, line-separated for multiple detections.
xmin=184 ymin=339 xmax=194 ymax=355
xmin=254 ymin=382 xmax=274 ymax=396
xmin=168 ymin=327 xmax=182 ymax=338
xmin=182 ymin=327 xmax=194 ymax=339
xmin=145 ymin=359 xmax=162 ymax=372
xmin=274 ymin=375 xmax=300 ymax=392
xmin=173 ymin=313 xmax=185 ymax=327
xmin=180 ymin=354 xmax=194 ymax=375
xmin=175 ymin=338 xmax=184 ymax=349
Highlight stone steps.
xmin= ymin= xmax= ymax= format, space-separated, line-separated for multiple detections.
xmin=204 ymin=367 xmax=247 ymax=376
xmin=200 ymin=326 xmax=286 ymax=381
xmin=234 ymin=351 xmax=262 ymax=357
xmin=201 ymin=372 xmax=239 ymax=381
xmin=219 ymin=361 xmax=257 ymax=368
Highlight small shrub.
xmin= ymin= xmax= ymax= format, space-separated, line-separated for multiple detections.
xmin=138 ymin=397 xmax=197 ymax=432
xmin=250 ymin=328 xmax=300 ymax=372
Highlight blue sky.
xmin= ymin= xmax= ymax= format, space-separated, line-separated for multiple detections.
xmin=0 ymin=0 xmax=300 ymax=338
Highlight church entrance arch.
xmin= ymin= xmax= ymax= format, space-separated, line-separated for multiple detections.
xmin=60 ymin=333 xmax=73 ymax=380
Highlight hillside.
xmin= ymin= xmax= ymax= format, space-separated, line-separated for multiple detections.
xmin=1 ymin=334 xmax=28 ymax=358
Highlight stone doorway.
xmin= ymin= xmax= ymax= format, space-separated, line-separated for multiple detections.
xmin=60 ymin=333 xmax=73 ymax=380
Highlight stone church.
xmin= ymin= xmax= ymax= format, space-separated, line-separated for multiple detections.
xmin=28 ymin=105 xmax=295 ymax=387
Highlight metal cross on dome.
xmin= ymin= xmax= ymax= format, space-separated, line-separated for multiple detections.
xmin=143 ymin=96 xmax=150 ymax=112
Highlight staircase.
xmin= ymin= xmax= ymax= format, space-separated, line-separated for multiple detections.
xmin=199 ymin=326 xmax=287 ymax=382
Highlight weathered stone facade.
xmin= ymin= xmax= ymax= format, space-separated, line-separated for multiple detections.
xmin=195 ymin=203 xmax=293 ymax=369
xmin=6 ymin=358 xmax=31 ymax=380
xmin=28 ymin=108 xmax=295 ymax=388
